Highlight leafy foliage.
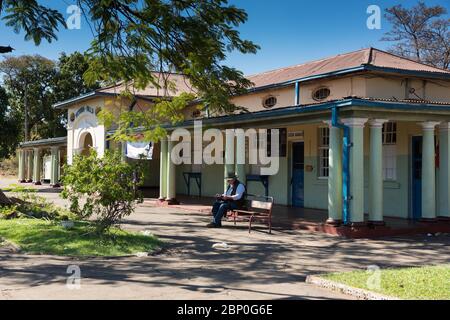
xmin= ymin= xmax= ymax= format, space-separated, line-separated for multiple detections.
xmin=0 ymin=86 xmax=19 ymax=159
xmin=1 ymin=0 xmax=259 ymax=142
xmin=383 ymin=1 xmax=450 ymax=70
xmin=99 ymin=92 xmax=197 ymax=143
xmin=0 ymin=55 xmax=59 ymax=140
xmin=0 ymin=0 xmax=66 ymax=45
xmin=61 ymin=150 xmax=143 ymax=233
xmin=0 ymin=52 xmax=99 ymax=158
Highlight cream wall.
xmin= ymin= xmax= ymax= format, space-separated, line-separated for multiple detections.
xmin=299 ymin=76 xmax=366 ymax=105
xmin=67 ymin=97 xmax=106 ymax=164
xmin=231 ymin=86 xmax=295 ymax=112
xmin=365 ymin=76 xmax=450 ymax=102
xmin=230 ymin=74 xmax=450 ymax=115
xmin=230 ymin=75 xmax=367 ymax=113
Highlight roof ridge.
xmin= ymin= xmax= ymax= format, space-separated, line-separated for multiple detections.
xmin=246 ymin=47 xmax=371 ymax=78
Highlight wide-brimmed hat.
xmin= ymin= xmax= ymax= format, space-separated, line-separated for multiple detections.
xmin=224 ymin=172 xmax=238 ymax=180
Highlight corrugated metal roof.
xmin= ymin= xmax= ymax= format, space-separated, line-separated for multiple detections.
xmin=54 ymin=48 xmax=450 ymax=109
xmin=246 ymin=48 xmax=450 ymax=88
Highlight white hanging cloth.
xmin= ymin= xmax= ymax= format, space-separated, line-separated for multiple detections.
xmin=126 ymin=141 xmax=153 ymax=160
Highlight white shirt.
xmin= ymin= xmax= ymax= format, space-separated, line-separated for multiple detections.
xmin=223 ymin=183 xmax=246 ymax=201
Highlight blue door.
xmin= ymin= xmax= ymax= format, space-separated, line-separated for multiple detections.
xmin=292 ymin=142 xmax=304 ymax=207
xmin=412 ymin=136 xmax=422 ymax=220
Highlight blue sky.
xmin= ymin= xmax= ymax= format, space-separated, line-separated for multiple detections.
xmin=1 ymin=0 xmax=448 ymax=75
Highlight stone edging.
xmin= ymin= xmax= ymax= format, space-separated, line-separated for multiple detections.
xmin=305 ymin=275 xmax=400 ymax=300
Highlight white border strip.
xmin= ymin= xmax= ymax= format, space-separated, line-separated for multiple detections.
xmin=306 ymin=275 xmax=400 ymax=300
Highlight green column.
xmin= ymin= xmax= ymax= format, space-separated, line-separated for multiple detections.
xmin=32 ymin=147 xmax=42 ymax=185
xmin=343 ymin=118 xmax=368 ymax=225
xmin=26 ymin=150 xmax=33 ymax=182
xmin=235 ymin=129 xmax=246 ymax=182
xmin=121 ymin=141 xmax=127 ymax=162
xmin=369 ymin=120 xmax=388 ymax=225
xmin=327 ymin=123 xmax=343 ymax=225
xmin=159 ymin=139 xmax=168 ymax=200
xmin=50 ymin=147 xmax=60 ymax=187
xmin=18 ymin=149 xmax=26 ymax=182
xmin=438 ymin=123 xmax=450 ymax=219
xmin=224 ymin=129 xmax=235 ymax=190
xmin=166 ymin=138 xmax=177 ymax=203
xmin=421 ymin=122 xmax=439 ymax=220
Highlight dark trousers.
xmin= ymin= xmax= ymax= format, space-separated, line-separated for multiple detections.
xmin=211 ymin=200 xmax=238 ymax=226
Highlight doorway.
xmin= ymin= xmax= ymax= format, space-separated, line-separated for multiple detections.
xmin=411 ymin=136 xmax=422 ymax=220
xmin=291 ymin=142 xmax=304 ymax=207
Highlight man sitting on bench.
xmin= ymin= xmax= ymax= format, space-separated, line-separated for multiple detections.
xmin=207 ymin=173 xmax=246 ymax=228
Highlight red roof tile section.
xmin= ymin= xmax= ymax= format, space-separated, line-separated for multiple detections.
xmin=247 ymin=48 xmax=450 ymax=88
xmin=98 ymin=73 xmax=195 ymax=98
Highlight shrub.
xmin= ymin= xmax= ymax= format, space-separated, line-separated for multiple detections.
xmin=0 ymin=205 xmax=19 ymax=219
xmin=61 ymin=150 xmax=143 ymax=233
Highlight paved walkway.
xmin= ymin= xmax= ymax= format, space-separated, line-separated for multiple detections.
xmin=0 ymin=178 xmax=449 ymax=300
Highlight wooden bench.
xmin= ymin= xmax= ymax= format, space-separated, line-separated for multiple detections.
xmin=228 ymin=196 xmax=274 ymax=234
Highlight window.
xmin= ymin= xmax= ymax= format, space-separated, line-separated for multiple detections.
xmin=263 ymin=96 xmax=277 ymax=108
xmin=266 ymin=128 xmax=287 ymax=157
xmin=383 ymin=122 xmax=397 ymax=144
xmin=312 ymin=87 xmax=331 ymax=101
xmin=318 ymin=127 xmax=330 ymax=178
xmin=382 ymin=122 xmax=397 ymax=180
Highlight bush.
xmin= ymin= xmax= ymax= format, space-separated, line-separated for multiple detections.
xmin=0 ymin=205 xmax=19 ymax=219
xmin=61 ymin=150 xmax=143 ymax=233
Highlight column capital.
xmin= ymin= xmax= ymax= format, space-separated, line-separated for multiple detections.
xmin=439 ymin=122 xmax=450 ymax=131
xmin=368 ymin=119 xmax=389 ymax=128
xmin=322 ymin=120 xmax=332 ymax=127
xmin=420 ymin=121 xmax=440 ymax=131
xmin=341 ymin=118 xmax=368 ymax=128
xmin=50 ymin=146 xmax=60 ymax=152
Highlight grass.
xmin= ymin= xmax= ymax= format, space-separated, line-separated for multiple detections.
xmin=323 ymin=265 xmax=450 ymax=300
xmin=1 ymin=184 xmax=37 ymax=193
xmin=0 ymin=218 xmax=162 ymax=257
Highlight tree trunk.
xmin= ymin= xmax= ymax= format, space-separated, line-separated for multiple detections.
xmin=0 ymin=189 xmax=12 ymax=205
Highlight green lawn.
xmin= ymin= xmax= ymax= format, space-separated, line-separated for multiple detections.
xmin=0 ymin=219 xmax=162 ymax=257
xmin=324 ymin=265 xmax=450 ymax=300
xmin=2 ymin=184 xmax=38 ymax=193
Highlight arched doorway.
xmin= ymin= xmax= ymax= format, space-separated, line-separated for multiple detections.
xmin=80 ymin=132 xmax=93 ymax=156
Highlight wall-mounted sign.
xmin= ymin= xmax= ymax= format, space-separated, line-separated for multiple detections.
xmin=74 ymin=106 xmax=95 ymax=119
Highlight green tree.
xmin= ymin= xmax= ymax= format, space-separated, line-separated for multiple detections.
xmin=52 ymin=51 xmax=100 ymax=128
xmin=54 ymin=51 xmax=100 ymax=103
xmin=0 ymin=0 xmax=259 ymax=140
xmin=0 ymin=52 xmax=99 ymax=142
xmin=61 ymin=150 xmax=143 ymax=233
xmin=0 ymin=86 xmax=19 ymax=159
xmin=383 ymin=1 xmax=450 ymax=70
xmin=0 ymin=55 xmax=60 ymax=140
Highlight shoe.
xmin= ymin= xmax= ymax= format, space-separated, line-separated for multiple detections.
xmin=206 ymin=222 xmax=222 ymax=228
